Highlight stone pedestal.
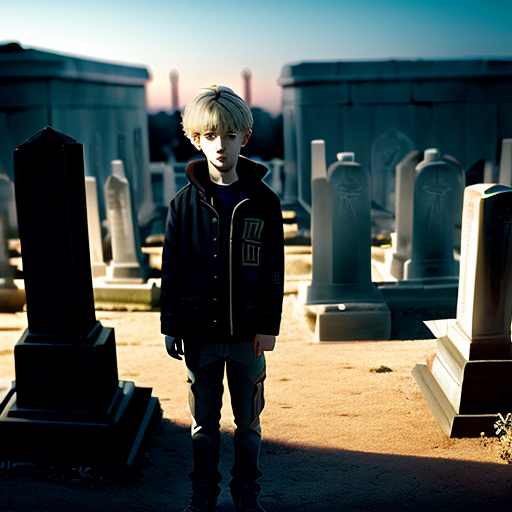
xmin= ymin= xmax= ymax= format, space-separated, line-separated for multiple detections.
xmin=414 ymin=183 xmax=512 ymax=437
xmin=404 ymin=149 xmax=464 ymax=280
xmin=0 ymin=128 xmax=159 ymax=473
xmin=388 ymin=150 xmax=422 ymax=279
xmin=306 ymin=142 xmax=390 ymax=341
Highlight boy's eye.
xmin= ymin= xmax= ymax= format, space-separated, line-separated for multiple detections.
xmin=227 ymin=133 xmax=237 ymax=140
xmin=203 ymin=133 xmax=217 ymax=141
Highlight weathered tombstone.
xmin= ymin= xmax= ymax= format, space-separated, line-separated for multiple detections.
xmin=0 ymin=215 xmax=13 ymax=284
xmin=0 ymin=213 xmax=25 ymax=312
xmin=499 ymin=138 xmax=512 ymax=186
xmin=269 ymin=157 xmax=284 ymax=196
xmin=0 ymin=178 xmax=26 ymax=312
xmin=0 ymin=173 xmax=17 ymax=233
xmin=308 ymin=141 xmax=333 ymax=289
xmin=0 ymin=128 xmax=159 ymax=470
xmin=370 ymin=129 xmax=414 ymax=235
xmin=413 ymin=183 xmax=512 ymax=437
xmin=306 ymin=143 xmax=391 ymax=341
xmin=404 ymin=149 xmax=465 ymax=279
xmin=388 ymin=150 xmax=422 ymax=280
xmin=105 ymin=160 xmax=144 ymax=282
xmin=85 ymin=176 xmax=107 ymax=278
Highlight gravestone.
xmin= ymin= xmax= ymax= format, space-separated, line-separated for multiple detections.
xmin=499 ymin=138 xmax=512 ymax=186
xmin=0 ymin=215 xmax=13 ymax=285
xmin=404 ymin=149 xmax=464 ymax=279
xmin=105 ymin=161 xmax=144 ymax=282
xmin=370 ymin=129 xmax=414 ymax=235
xmin=0 ymin=213 xmax=25 ymax=313
xmin=413 ymin=183 xmax=512 ymax=437
xmin=0 ymin=127 xmax=159 ymax=471
xmin=0 ymin=177 xmax=25 ymax=312
xmin=85 ymin=177 xmax=107 ymax=278
xmin=269 ymin=158 xmax=284 ymax=196
xmin=388 ymin=150 xmax=422 ymax=279
xmin=308 ymin=141 xmax=333 ymax=289
xmin=0 ymin=173 xmax=17 ymax=233
xmin=306 ymin=143 xmax=390 ymax=341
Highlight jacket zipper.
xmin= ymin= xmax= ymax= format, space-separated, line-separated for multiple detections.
xmin=230 ymin=198 xmax=250 ymax=335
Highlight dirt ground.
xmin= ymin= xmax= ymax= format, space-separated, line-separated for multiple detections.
xmin=1 ymin=245 xmax=512 ymax=511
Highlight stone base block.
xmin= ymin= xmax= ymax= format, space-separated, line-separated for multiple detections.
xmin=93 ymin=278 xmax=161 ymax=310
xmin=387 ymin=250 xmax=409 ymax=280
xmin=413 ymin=364 xmax=499 ymax=437
xmin=91 ymin=262 xmax=107 ymax=278
xmin=14 ymin=323 xmax=119 ymax=411
xmin=314 ymin=303 xmax=391 ymax=342
xmin=306 ymin=282 xmax=386 ymax=306
xmin=0 ymin=380 xmax=161 ymax=474
xmin=110 ymin=262 xmax=143 ymax=280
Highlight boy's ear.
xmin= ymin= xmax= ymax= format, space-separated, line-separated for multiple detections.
xmin=242 ymin=130 xmax=252 ymax=147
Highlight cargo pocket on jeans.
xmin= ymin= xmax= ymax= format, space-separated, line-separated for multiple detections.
xmin=250 ymin=373 xmax=266 ymax=429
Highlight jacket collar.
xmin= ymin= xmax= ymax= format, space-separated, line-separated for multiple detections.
xmin=185 ymin=156 xmax=268 ymax=198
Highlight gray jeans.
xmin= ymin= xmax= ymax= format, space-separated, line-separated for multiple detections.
xmin=184 ymin=341 xmax=266 ymax=491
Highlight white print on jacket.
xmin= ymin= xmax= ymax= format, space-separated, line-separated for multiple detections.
xmin=242 ymin=218 xmax=264 ymax=266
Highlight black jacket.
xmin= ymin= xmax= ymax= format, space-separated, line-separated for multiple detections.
xmin=160 ymin=156 xmax=284 ymax=343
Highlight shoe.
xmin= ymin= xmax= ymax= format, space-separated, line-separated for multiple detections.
xmin=231 ymin=484 xmax=267 ymax=512
xmin=182 ymin=482 xmax=220 ymax=512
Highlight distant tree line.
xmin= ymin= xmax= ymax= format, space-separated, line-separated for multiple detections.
xmin=148 ymin=108 xmax=284 ymax=163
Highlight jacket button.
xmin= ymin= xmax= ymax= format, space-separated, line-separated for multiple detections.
xmin=214 ymin=254 xmax=218 ymax=258
xmin=213 ymin=298 xmax=217 ymax=301
xmin=212 ymin=218 xmax=218 ymax=223
xmin=214 ymin=275 xmax=218 ymax=279
xmin=213 ymin=320 xmax=218 ymax=323
xmin=213 ymin=237 xmax=218 ymax=241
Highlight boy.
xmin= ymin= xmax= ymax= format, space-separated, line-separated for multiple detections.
xmin=161 ymin=86 xmax=284 ymax=512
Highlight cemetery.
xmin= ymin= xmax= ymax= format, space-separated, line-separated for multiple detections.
xmin=2 ymin=43 xmax=512 ymax=509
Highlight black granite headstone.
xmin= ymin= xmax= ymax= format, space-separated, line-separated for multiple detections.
xmin=0 ymin=127 xmax=159 ymax=473
xmin=14 ymin=127 xmax=96 ymax=336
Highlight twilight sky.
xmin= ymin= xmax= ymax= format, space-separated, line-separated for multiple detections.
xmin=1 ymin=0 xmax=511 ymax=114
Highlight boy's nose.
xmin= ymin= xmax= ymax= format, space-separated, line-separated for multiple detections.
xmin=216 ymin=137 xmax=225 ymax=151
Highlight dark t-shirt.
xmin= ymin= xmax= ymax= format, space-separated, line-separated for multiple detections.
xmin=212 ymin=180 xmax=247 ymax=341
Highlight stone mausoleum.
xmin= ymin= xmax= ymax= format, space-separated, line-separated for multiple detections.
xmin=279 ymin=59 xmax=512 ymax=229
xmin=0 ymin=42 xmax=154 ymax=227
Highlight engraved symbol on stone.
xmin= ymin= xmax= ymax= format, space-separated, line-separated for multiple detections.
xmin=331 ymin=171 xmax=362 ymax=231
xmin=331 ymin=172 xmax=362 ymax=200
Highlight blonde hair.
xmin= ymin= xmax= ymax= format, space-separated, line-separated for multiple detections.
xmin=182 ymin=85 xmax=253 ymax=149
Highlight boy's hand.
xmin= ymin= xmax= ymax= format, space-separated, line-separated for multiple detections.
xmin=254 ymin=334 xmax=276 ymax=357
xmin=165 ymin=335 xmax=184 ymax=360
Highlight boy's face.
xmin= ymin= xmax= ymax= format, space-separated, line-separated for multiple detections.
xmin=199 ymin=130 xmax=250 ymax=174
